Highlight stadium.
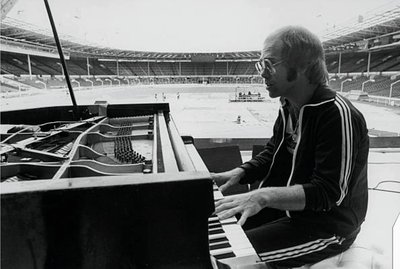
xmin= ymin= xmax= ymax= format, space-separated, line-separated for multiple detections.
xmin=1 ymin=0 xmax=400 ymax=269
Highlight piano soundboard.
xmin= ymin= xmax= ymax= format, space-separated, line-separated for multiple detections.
xmin=1 ymin=102 xmax=264 ymax=269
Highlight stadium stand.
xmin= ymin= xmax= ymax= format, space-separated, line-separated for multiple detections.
xmin=326 ymin=50 xmax=400 ymax=74
xmin=328 ymin=75 xmax=400 ymax=99
xmin=2 ymin=19 xmax=398 ymax=100
xmin=0 ymin=81 xmax=18 ymax=93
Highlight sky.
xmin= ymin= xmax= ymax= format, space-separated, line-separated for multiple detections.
xmin=5 ymin=0 xmax=400 ymax=52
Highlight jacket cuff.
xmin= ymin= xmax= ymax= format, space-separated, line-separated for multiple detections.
xmin=302 ymin=183 xmax=320 ymax=211
xmin=238 ymin=163 xmax=257 ymax=184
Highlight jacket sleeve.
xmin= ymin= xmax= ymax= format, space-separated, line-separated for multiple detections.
xmin=239 ymin=111 xmax=282 ymax=184
xmin=302 ymin=104 xmax=354 ymax=211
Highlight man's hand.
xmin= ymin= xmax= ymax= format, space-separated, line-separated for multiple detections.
xmin=210 ymin=167 xmax=245 ymax=192
xmin=214 ymin=185 xmax=306 ymax=226
xmin=214 ymin=190 xmax=264 ymax=226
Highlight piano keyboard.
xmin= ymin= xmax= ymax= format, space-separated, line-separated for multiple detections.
xmin=182 ymin=143 xmax=264 ymax=266
xmin=209 ymin=184 xmax=261 ymax=265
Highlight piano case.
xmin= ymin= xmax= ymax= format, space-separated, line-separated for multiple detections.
xmin=1 ymin=172 xmax=214 ymax=269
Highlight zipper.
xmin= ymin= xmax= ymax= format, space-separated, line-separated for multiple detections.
xmin=258 ymin=106 xmax=286 ymax=189
xmin=284 ymin=98 xmax=336 ymax=217
xmin=285 ymin=106 xmax=304 ymax=217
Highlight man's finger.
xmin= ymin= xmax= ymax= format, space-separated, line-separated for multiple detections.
xmin=237 ymin=211 xmax=250 ymax=226
xmin=215 ymin=195 xmax=237 ymax=207
xmin=214 ymin=200 xmax=235 ymax=214
xmin=219 ymin=207 xmax=241 ymax=220
xmin=219 ymin=181 xmax=232 ymax=192
xmin=214 ymin=198 xmax=225 ymax=207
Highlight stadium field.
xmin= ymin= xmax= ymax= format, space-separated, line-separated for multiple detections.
xmin=2 ymin=84 xmax=399 ymax=138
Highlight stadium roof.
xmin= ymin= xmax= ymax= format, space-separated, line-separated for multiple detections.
xmin=321 ymin=4 xmax=400 ymax=50
xmin=1 ymin=17 xmax=260 ymax=60
xmin=1 ymin=3 xmax=400 ymax=60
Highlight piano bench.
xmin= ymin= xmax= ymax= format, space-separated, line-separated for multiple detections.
xmin=295 ymin=244 xmax=391 ymax=269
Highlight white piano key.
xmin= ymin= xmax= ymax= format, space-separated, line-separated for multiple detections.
xmin=209 ymin=232 xmax=228 ymax=241
xmin=209 ymin=226 xmax=224 ymax=233
xmin=208 ymin=216 xmax=219 ymax=222
xmin=234 ymin=247 xmax=258 ymax=256
xmin=220 ymin=216 xmax=238 ymax=225
xmin=210 ymin=247 xmax=234 ymax=256
xmin=213 ymin=191 xmax=224 ymax=200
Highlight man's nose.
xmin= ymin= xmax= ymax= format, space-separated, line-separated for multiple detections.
xmin=261 ymin=70 xmax=271 ymax=80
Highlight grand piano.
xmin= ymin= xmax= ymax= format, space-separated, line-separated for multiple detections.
xmin=0 ymin=1 xmax=266 ymax=267
xmin=0 ymin=102 xmax=263 ymax=269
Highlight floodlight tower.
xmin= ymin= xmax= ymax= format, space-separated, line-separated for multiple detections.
xmin=389 ymin=80 xmax=400 ymax=102
xmin=56 ymin=62 xmax=64 ymax=76
xmin=361 ymin=78 xmax=375 ymax=93
xmin=84 ymin=79 xmax=94 ymax=87
xmin=340 ymin=78 xmax=352 ymax=92
xmin=113 ymin=78 xmax=121 ymax=86
xmin=105 ymin=78 xmax=112 ymax=86
xmin=71 ymin=79 xmax=80 ymax=89
xmin=95 ymin=78 xmax=103 ymax=86
xmin=35 ymin=80 xmax=47 ymax=90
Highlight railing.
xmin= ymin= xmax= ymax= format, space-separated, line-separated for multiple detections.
xmin=366 ymin=95 xmax=400 ymax=107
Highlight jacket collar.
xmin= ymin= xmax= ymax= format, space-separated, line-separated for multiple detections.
xmin=280 ymin=84 xmax=336 ymax=108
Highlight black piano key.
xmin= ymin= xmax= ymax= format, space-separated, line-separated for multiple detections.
xmin=209 ymin=242 xmax=231 ymax=251
xmin=209 ymin=220 xmax=220 ymax=225
xmin=208 ymin=219 xmax=221 ymax=225
xmin=209 ymin=222 xmax=221 ymax=229
xmin=213 ymin=252 xmax=236 ymax=260
xmin=209 ymin=215 xmax=219 ymax=219
xmin=209 ymin=228 xmax=224 ymax=235
xmin=209 ymin=237 xmax=228 ymax=244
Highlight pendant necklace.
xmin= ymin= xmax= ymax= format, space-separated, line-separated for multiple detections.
xmin=292 ymin=120 xmax=299 ymax=142
xmin=290 ymin=105 xmax=300 ymax=142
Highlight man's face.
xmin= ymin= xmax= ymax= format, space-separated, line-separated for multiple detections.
xmin=259 ymin=40 xmax=296 ymax=98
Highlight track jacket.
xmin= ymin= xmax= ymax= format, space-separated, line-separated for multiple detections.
xmin=239 ymin=85 xmax=369 ymax=237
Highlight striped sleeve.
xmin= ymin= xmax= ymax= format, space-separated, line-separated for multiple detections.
xmin=334 ymin=95 xmax=353 ymax=205
xmin=303 ymin=95 xmax=354 ymax=211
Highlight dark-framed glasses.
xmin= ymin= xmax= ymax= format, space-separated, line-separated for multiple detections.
xmin=255 ymin=58 xmax=285 ymax=76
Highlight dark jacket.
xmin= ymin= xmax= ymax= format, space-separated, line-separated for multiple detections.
xmin=239 ymin=85 xmax=369 ymax=237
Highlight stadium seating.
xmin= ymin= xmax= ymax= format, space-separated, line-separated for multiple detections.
xmin=1 ymin=52 xmax=29 ymax=75
xmin=1 ymin=45 xmax=399 ymax=104
xmin=326 ymin=49 xmax=400 ymax=73
xmin=0 ymin=82 xmax=19 ymax=93
xmin=328 ymin=75 xmax=400 ymax=99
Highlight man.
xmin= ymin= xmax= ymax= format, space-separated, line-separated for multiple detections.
xmin=212 ymin=26 xmax=369 ymax=267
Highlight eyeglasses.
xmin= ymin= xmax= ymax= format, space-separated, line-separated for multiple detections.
xmin=255 ymin=58 xmax=285 ymax=76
